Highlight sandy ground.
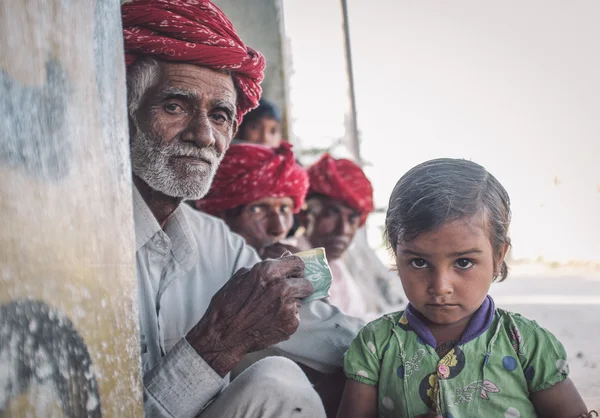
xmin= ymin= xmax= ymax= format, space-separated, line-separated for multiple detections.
xmin=488 ymin=271 xmax=600 ymax=409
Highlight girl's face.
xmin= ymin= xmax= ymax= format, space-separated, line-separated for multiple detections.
xmin=395 ymin=215 xmax=507 ymax=327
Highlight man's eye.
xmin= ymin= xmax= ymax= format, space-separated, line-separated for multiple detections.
xmin=321 ymin=207 xmax=337 ymax=217
xmin=281 ymin=205 xmax=291 ymax=214
xmin=248 ymin=206 xmax=263 ymax=214
xmin=164 ymin=103 xmax=185 ymax=114
xmin=210 ymin=113 xmax=228 ymax=124
xmin=455 ymin=259 xmax=474 ymax=269
xmin=349 ymin=214 xmax=361 ymax=225
xmin=409 ymin=259 xmax=428 ymax=269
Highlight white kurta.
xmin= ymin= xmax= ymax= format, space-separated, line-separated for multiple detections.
xmin=134 ymin=187 xmax=364 ymax=417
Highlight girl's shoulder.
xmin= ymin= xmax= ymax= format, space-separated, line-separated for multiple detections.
xmin=493 ymin=309 xmax=570 ymax=392
xmin=493 ymin=308 xmax=565 ymax=358
xmin=495 ymin=308 xmax=547 ymax=334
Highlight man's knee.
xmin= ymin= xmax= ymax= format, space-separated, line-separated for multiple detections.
xmin=243 ymin=356 xmax=312 ymax=391
xmin=201 ymin=357 xmax=325 ymax=418
xmin=240 ymin=357 xmax=324 ymax=413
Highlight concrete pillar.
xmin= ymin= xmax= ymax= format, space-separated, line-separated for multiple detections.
xmin=0 ymin=0 xmax=142 ymax=415
xmin=212 ymin=0 xmax=292 ymax=141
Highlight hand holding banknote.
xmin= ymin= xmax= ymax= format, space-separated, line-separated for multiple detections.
xmin=294 ymin=247 xmax=333 ymax=303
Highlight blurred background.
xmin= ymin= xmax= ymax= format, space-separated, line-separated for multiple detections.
xmin=217 ymin=0 xmax=600 ymax=407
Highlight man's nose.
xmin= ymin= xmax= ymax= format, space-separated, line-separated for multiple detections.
xmin=335 ymin=216 xmax=354 ymax=236
xmin=181 ymin=114 xmax=215 ymax=148
xmin=266 ymin=213 xmax=286 ymax=238
xmin=429 ymin=270 xmax=453 ymax=296
xmin=258 ymin=125 xmax=269 ymax=144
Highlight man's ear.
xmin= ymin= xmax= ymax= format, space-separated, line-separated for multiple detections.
xmin=215 ymin=210 xmax=229 ymax=221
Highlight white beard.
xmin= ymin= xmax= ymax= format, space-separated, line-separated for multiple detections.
xmin=129 ymin=124 xmax=223 ymax=200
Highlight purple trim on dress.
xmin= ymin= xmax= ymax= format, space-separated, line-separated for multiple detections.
xmin=403 ymin=295 xmax=496 ymax=348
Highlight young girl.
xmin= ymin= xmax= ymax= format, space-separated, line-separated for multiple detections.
xmin=337 ymin=159 xmax=593 ymax=418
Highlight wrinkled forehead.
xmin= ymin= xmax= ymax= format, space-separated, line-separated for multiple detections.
xmin=306 ymin=195 xmax=359 ymax=216
xmin=249 ymin=195 xmax=294 ymax=206
xmin=152 ymin=62 xmax=237 ymax=104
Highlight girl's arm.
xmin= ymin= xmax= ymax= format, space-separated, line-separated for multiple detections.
xmin=336 ymin=379 xmax=377 ymax=418
xmin=530 ymin=377 xmax=589 ymax=418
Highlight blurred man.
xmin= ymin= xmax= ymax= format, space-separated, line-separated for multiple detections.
xmin=195 ymin=142 xmax=307 ymax=259
xmin=298 ymin=154 xmax=376 ymax=318
xmin=235 ymin=99 xmax=282 ymax=147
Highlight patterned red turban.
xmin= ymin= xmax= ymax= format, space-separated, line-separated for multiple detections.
xmin=122 ymin=0 xmax=265 ymax=122
xmin=307 ymin=154 xmax=374 ymax=226
xmin=195 ymin=142 xmax=308 ymax=215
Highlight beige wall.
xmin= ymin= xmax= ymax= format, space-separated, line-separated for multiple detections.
xmin=213 ymin=0 xmax=291 ymax=139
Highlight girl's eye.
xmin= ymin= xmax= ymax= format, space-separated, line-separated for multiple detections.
xmin=409 ymin=258 xmax=428 ymax=269
xmin=455 ymin=258 xmax=474 ymax=269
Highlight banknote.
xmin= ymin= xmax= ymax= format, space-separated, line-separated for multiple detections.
xmin=294 ymin=247 xmax=333 ymax=303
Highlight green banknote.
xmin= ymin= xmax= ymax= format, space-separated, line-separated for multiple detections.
xmin=294 ymin=247 xmax=333 ymax=303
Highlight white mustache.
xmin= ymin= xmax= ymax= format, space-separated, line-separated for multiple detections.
xmin=164 ymin=144 xmax=221 ymax=164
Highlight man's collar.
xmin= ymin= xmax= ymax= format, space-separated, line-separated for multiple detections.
xmin=133 ymin=185 xmax=161 ymax=252
xmin=132 ymin=185 xmax=199 ymax=272
xmin=163 ymin=203 xmax=199 ymax=272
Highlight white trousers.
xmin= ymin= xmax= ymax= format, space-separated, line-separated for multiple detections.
xmin=200 ymin=357 xmax=326 ymax=418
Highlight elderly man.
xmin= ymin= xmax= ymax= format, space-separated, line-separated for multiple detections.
xmin=298 ymin=154 xmax=381 ymax=318
xmin=122 ymin=1 xmax=362 ymax=417
xmin=195 ymin=141 xmax=306 ymax=258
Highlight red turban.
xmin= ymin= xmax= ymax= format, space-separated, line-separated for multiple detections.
xmin=195 ymin=142 xmax=308 ymax=215
xmin=122 ymin=0 xmax=265 ymax=122
xmin=307 ymin=154 xmax=374 ymax=226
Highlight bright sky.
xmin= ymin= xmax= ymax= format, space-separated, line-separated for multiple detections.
xmin=283 ymin=0 xmax=600 ymax=264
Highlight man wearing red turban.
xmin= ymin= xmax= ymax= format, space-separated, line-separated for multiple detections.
xmin=195 ymin=142 xmax=308 ymax=257
xmin=297 ymin=154 xmax=376 ymax=318
xmin=302 ymin=154 xmax=375 ymax=257
xmin=122 ymin=2 xmax=362 ymax=417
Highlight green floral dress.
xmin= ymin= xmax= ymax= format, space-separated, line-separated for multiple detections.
xmin=344 ymin=308 xmax=569 ymax=417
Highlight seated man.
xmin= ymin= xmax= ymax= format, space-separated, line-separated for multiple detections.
xmin=298 ymin=154 xmax=383 ymax=318
xmin=235 ymin=99 xmax=283 ymax=147
xmin=196 ymin=143 xmax=348 ymax=416
xmin=122 ymin=1 xmax=363 ymax=417
xmin=195 ymin=141 xmax=307 ymax=259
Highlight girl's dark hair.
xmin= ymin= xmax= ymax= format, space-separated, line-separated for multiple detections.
xmin=238 ymin=99 xmax=281 ymax=137
xmin=385 ymin=158 xmax=511 ymax=281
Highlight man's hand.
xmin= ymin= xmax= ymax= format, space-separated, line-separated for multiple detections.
xmin=258 ymin=242 xmax=300 ymax=260
xmin=185 ymin=255 xmax=313 ymax=377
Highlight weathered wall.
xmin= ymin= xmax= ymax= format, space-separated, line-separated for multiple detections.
xmin=0 ymin=0 xmax=142 ymax=415
xmin=213 ymin=0 xmax=292 ymax=140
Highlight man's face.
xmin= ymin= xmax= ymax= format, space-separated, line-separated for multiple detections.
xmin=304 ymin=196 xmax=361 ymax=260
xmin=129 ymin=62 xmax=238 ymax=200
xmin=241 ymin=117 xmax=282 ymax=148
xmin=395 ymin=216 xmax=506 ymax=328
xmin=225 ymin=196 xmax=295 ymax=251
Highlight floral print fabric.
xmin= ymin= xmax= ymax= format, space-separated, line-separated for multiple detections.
xmin=344 ymin=309 xmax=569 ymax=417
